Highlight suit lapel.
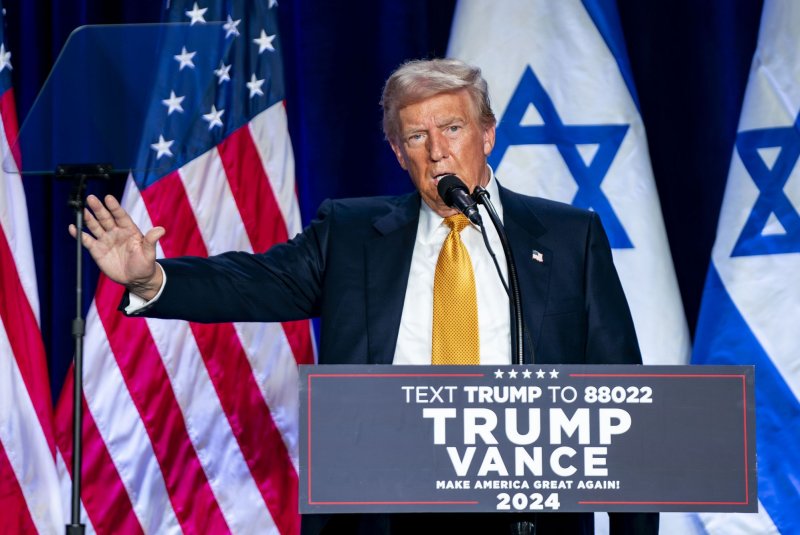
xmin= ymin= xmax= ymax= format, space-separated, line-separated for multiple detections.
xmin=499 ymin=186 xmax=553 ymax=364
xmin=365 ymin=193 xmax=420 ymax=364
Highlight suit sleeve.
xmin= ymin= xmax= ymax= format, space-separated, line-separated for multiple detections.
xmin=119 ymin=200 xmax=334 ymax=323
xmin=586 ymin=214 xmax=658 ymax=533
xmin=584 ymin=212 xmax=642 ymax=365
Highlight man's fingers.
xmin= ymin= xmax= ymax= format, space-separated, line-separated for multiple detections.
xmin=69 ymin=224 xmax=96 ymax=251
xmin=104 ymin=194 xmax=137 ymax=229
xmin=83 ymin=206 xmax=104 ymax=237
xmin=86 ymin=194 xmax=117 ymax=232
xmin=144 ymin=226 xmax=166 ymax=247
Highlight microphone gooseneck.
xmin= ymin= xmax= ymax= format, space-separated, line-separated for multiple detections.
xmin=472 ymin=185 xmax=529 ymax=366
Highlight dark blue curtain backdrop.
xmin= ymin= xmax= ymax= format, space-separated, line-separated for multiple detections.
xmin=3 ymin=0 xmax=763 ymax=400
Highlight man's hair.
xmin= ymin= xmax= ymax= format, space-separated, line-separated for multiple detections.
xmin=380 ymin=58 xmax=496 ymax=144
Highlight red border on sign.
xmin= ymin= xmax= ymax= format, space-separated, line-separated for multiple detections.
xmin=306 ymin=373 xmax=485 ymax=506
xmin=305 ymin=371 xmax=752 ymax=509
xmin=568 ymin=373 xmax=750 ymax=506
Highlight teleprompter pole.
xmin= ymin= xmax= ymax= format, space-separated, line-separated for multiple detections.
xmin=57 ymin=163 xmax=112 ymax=535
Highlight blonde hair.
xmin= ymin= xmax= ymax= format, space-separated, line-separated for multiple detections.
xmin=380 ymin=58 xmax=496 ymax=143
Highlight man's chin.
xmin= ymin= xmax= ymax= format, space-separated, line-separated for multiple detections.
xmin=430 ymin=203 xmax=458 ymax=219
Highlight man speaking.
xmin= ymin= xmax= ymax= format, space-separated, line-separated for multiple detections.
xmin=72 ymin=58 xmax=657 ymax=534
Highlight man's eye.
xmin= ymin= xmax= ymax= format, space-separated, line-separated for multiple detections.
xmin=447 ymin=125 xmax=461 ymax=134
xmin=407 ymin=133 xmax=425 ymax=145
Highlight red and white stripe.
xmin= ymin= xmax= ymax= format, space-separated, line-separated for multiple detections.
xmin=55 ymin=101 xmax=315 ymax=534
xmin=0 ymin=87 xmax=63 ymax=533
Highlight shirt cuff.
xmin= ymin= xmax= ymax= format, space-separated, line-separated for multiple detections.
xmin=124 ymin=263 xmax=167 ymax=314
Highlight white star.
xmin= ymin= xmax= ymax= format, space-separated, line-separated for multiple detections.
xmin=522 ymin=369 xmax=532 ymax=379
xmin=215 ymin=62 xmax=232 ymax=84
xmin=223 ymin=15 xmax=241 ymax=38
xmin=185 ymin=2 xmax=207 ymax=25
xmin=150 ymin=135 xmax=174 ymax=159
xmin=268 ymin=0 xmax=278 ymax=7
xmin=549 ymin=369 xmax=560 ymax=379
xmin=536 ymin=369 xmax=546 ymax=379
xmin=253 ymin=30 xmax=276 ymax=53
xmin=494 ymin=369 xmax=504 ymax=379
xmin=203 ymin=105 xmax=225 ymax=130
xmin=246 ymin=73 xmax=265 ymax=98
xmin=0 ymin=44 xmax=12 ymax=72
xmin=174 ymin=47 xmax=196 ymax=70
xmin=161 ymin=91 xmax=185 ymax=115
xmin=507 ymin=369 xmax=518 ymax=379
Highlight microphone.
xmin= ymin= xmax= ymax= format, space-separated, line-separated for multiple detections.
xmin=436 ymin=174 xmax=482 ymax=225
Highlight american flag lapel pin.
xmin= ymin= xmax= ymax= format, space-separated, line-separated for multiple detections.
xmin=531 ymin=250 xmax=544 ymax=263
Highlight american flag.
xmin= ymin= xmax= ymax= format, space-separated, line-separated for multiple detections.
xmin=0 ymin=0 xmax=63 ymax=532
xmin=54 ymin=1 xmax=315 ymax=533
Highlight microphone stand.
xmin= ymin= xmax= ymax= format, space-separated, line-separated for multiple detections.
xmin=472 ymin=186 xmax=526 ymax=366
xmin=473 ymin=185 xmax=534 ymax=535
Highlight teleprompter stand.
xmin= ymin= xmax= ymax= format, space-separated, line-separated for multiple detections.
xmin=58 ymin=164 xmax=111 ymax=535
xmin=3 ymin=23 xmax=226 ymax=535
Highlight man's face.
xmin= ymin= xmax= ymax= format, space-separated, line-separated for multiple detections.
xmin=390 ymin=90 xmax=496 ymax=217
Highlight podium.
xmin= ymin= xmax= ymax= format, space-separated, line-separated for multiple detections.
xmin=300 ymin=364 xmax=756 ymax=515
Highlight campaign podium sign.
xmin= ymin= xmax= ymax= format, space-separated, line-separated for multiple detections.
xmin=299 ymin=365 xmax=756 ymax=514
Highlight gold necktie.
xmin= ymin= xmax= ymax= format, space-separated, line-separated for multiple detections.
xmin=431 ymin=214 xmax=479 ymax=365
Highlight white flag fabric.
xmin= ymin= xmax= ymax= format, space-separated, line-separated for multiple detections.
xmin=447 ymin=0 xmax=690 ymax=368
xmin=0 ymin=3 xmax=64 ymax=530
xmin=448 ymin=1 xmax=694 ymax=532
xmin=53 ymin=2 xmax=316 ymax=533
xmin=693 ymin=1 xmax=800 ymax=533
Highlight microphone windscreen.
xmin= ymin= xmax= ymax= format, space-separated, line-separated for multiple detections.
xmin=436 ymin=174 xmax=467 ymax=206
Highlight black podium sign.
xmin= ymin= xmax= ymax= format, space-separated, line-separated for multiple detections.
xmin=299 ymin=365 xmax=756 ymax=514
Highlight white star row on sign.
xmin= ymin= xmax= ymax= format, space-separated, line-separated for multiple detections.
xmin=0 ymin=44 xmax=11 ymax=72
xmin=493 ymin=368 xmax=559 ymax=379
xmin=162 ymin=91 xmax=185 ymax=115
xmin=174 ymin=47 xmax=196 ymax=70
xmin=253 ymin=30 xmax=276 ymax=53
xmin=151 ymin=135 xmax=174 ymax=159
xmin=185 ymin=2 xmax=207 ymax=25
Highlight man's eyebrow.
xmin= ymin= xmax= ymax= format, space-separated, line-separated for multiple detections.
xmin=434 ymin=115 xmax=465 ymax=128
xmin=399 ymin=126 xmax=425 ymax=138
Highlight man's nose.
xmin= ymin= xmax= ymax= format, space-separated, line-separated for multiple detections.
xmin=428 ymin=131 xmax=449 ymax=161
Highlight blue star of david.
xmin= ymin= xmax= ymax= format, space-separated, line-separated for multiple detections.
xmin=489 ymin=66 xmax=632 ymax=248
xmin=731 ymin=112 xmax=800 ymax=256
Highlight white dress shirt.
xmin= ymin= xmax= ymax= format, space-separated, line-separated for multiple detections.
xmin=393 ymin=168 xmax=511 ymax=365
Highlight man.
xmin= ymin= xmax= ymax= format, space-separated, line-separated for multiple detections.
xmin=72 ymin=59 xmax=657 ymax=534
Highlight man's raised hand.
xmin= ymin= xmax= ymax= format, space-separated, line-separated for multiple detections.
xmin=69 ymin=194 xmax=165 ymax=301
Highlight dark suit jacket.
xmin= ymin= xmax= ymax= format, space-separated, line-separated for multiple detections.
xmin=132 ymin=185 xmax=657 ymax=534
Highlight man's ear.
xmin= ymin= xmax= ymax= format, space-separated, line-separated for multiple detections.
xmin=390 ymin=140 xmax=408 ymax=170
xmin=483 ymin=124 xmax=496 ymax=156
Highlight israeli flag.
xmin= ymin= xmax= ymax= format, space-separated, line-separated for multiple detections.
xmin=448 ymin=1 xmax=694 ymax=532
xmin=448 ymin=0 xmax=689 ymax=368
xmin=693 ymin=1 xmax=800 ymax=533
